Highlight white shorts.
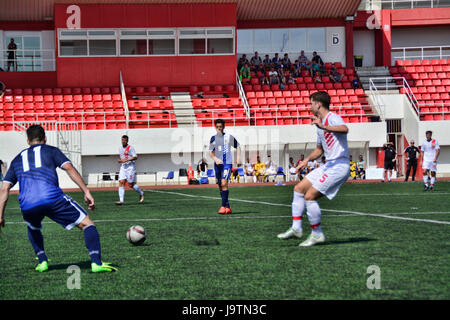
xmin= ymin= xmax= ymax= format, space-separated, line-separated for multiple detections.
xmin=119 ymin=165 xmax=136 ymax=183
xmin=422 ymin=160 xmax=438 ymax=172
xmin=306 ymin=160 xmax=350 ymax=200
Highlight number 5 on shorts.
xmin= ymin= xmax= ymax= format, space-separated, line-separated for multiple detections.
xmin=319 ymin=173 xmax=328 ymax=183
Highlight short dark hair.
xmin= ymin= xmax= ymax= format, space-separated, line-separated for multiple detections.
xmin=214 ymin=118 xmax=225 ymax=127
xmin=122 ymin=135 xmax=129 ymax=140
xmin=310 ymin=91 xmax=331 ymax=109
xmin=27 ymin=125 xmax=45 ymax=142
xmin=426 ymin=130 xmax=432 ymax=135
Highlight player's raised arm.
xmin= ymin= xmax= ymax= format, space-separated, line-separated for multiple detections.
xmin=61 ymin=162 xmax=95 ymax=210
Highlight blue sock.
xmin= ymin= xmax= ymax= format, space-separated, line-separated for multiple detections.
xmin=83 ymin=225 xmax=102 ymax=265
xmin=220 ymin=190 xmax=226 ymax=207
xmin=27 ymin=227 xmax=48 ymax=263
xmin=223 ymin=190 xmax=230 ymax=208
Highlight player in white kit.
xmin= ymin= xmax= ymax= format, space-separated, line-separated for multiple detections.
xmin=277 ymin=91 xmax=350 ymax=246
xmin=115 ymin=135 xmax=144 ymax=205
xmin=420 ymin=130 xmax=440 ymax=191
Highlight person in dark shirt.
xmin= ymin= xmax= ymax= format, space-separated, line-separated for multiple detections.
xmin=0 ymin=159 xmax=6 ymax=180
xmin=404 ymin=140 xmax=420 ymax=182
xmin=382 ymin=142 xmax=397 ymax=182
xmin=7 ymin=38 xmax=17 ymax=72
xmin=311 ymin=51 xmax=324 ymax=72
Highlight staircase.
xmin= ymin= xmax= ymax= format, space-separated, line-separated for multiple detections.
xmin=170 ymin=92 xmax=197 ymax=127
xmin=356 ymin=66 xmax=399 ymax=93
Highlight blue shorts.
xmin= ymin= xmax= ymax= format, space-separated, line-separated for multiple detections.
xmin=214 ymin=164 xmax=233 ymax=184
xmin=22 ymin=195 xmax=87 ymax=231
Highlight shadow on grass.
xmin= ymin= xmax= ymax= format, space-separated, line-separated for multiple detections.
xmin=323 ymin=237 xmax=377 ymax=245
xmin=49 ymin=261 xmax=120 ymax=271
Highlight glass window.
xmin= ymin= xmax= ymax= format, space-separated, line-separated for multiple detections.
xmin=179 ymin=39 xmax=206 ymax=54
xmin=148 ymin=39 xmax=175 ymax=55
xmin=121 ymin=30 xmax=146 ymax=37
xmin=180 ymin=30 xmax=205 ymax=36
xmin=207 ymin=38 xmax=233 ymax=54
xmin=207 ymin=29 xmax=233 ymax=35
xmin=88 ymin=30 xmax=115 ymax=36
xmin=120 ymin=39 xmax=147 ymax=55
xmin=254 ymin=29 xmax=271 ymax=53
xmin=290 ymin=29 xmax=307 ymax=53
xmin=272 ymin=28 xmax=290 ymax=53
xmin=60 ymin=40 xmax=87 ymax=56
xmin=60 ymin=30 xmax=87 ymax=37
xmin=237 ymin=29 xmax=253 ymax=54
xmin=308 ymin=28 xmax=325 ymax=52
xmin=148 ymin=30 xmax=175 ymax=36
xmin=89 ymin=40 xmax=116 ymax=56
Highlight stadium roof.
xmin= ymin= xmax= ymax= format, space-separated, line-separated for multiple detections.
xmin=0 ymin=0 xmax=361 ymax=22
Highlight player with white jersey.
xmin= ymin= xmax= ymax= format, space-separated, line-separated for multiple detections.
xmin=420 ymin=130 xmax=440 ymax=191
xmin=116 ymin=135 xmax=144 ymax=205
xmin=277 ymin=91 xmax=350 ymax=247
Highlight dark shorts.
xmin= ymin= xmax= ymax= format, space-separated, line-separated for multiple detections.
xmin=22 ymin=195 xmax=87 ymax=231
xmin=214 ymin=164 xmax=233 ymax=184
xmin=384 ymin=160 xmax=395 ymax=170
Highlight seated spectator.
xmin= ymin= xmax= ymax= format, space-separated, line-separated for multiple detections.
xmin=349 ymin=155 xmax=357 ymax=180
xmin=0 ymin=81 xmax=6 ymax=98
xmin=238 ymin=54 xmax=249 ymax=70
xmin=250 ymin=51 xmax=262 ymax=69
xmin=239 ymin=63 xmax=251 ymax=83
xmin=197 ymin=158 xmax=208 ymax=178
xmin=265 ymin=156 xmax=277 ymax=181
xmin=254 ymin=156 xmax=268 ymax=182
xmin=357 ymin=155 xmax=366 ymax=179
xmin=263 ymin=54 xmax=272 ymax=68
xmin=352 ymin=78 xmax=360 ymax=89
xmin=288 ymin=157 xmax=298 ymax=182
xmin=329 ymin=67 xmax=342 ymax=83
xmin=314 ymin=72 xmax=322 ymax=83
xmin=272 ymin=53 xmax=281 ymax=65
xmin=310 ymin=60 xmax=320 ymax=77
xmin=298 ymin=50 xmax=310 ymax=70
xmin=292 ymin=60 xmax=302 ymax=78
xmin=311 ymin=51 xmax=324 ymax=71
xmin=231 ymin=167 xmax=240 ymax=183
xmin=282 ymin=53 xmax=292 ymax=69
xmin=296 ymin=154 xmax=308 ymax=180
xmin=244 ymin=158 xmax=256 ymax=183
xmin=268 ymin=66 xmax=279 ymax=85
xmin=319 ymin=156 xmax=326 ymax=168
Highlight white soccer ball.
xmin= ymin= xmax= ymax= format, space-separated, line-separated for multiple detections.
xmin=126 ymin=225 xmax=146 ymax=246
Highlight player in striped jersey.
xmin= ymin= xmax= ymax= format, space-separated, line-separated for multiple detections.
xmin=277 ymin=91 xmax=350 ymax=246
xmin=0 ymin=125 xmax=116 ymax=273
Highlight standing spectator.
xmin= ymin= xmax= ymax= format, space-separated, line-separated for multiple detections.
xmin=282 ymin=53 xmax=292 ymax=69
xmin=329 ymin=67 xmax=342 ymax=83
xmin=263 ymin=54 xmax=272 ymax=68
xmin=382 ymin=142 xmax=397 ymax=183
xmin=7 ymin=38 xmax=17 ymax=72
xmin=0 ymin=159 xmax=6 ymax=181
xmin=298 ymin=50 xmax=310 ymax=70
xmin=239 ymin=63 xmax=251 ymax=83
xmin=0 ymin=81 xmax=6 ymax=98
xmin=404 ymin=140 xmax=420 ymax=182
xmin=238 ymin=54 xmax=249 ymax=70
xmin=357 ymin=155 xmax=366 ymax=179
xmin=250 ymin=52 xmax=262 ymax=68
xmin=272 ymin=53 xmax=281 ymax=65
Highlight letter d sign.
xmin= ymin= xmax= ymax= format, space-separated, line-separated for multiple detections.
xmin=66 ymin=5 xmax=81 ymax=29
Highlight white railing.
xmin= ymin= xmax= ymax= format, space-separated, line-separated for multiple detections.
xmin=360 ymin=0 xmax=450 ymax=10
xmin=392 ymin=45 xmax=450 ymax=63
xmin=369 ymin=76 xmax=419 ymax=115
xmin=195 ymin=108 xmax=250 ymax=127
xmin=128 ymin=110 xmax=178 ymax=128
xmin=236 ymin=70 xmax=251 ymax=119
xmin=417 ymin=102 xmax=450 ymax=120
xmin=1 ymin=49 xmax=56 ymax=71
xmin=120 ymin=72 xmax=130 ymax=128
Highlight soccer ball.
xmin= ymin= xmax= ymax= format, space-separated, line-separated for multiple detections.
xmin=126 ymin=225 xmax=146 ymax=246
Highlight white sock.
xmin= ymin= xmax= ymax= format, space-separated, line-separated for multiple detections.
xmin=118 ymin=186 xmax=125 ymax=202
xmin=291 ymin=191 xmax=305 ymax=232
xmin=133 ymin=184 xmax=143 ymax=196
xmin=423 ymin=175 xmax=429 ymax=185
xmin=388 ymin=171 xmax=391 ymax=181
xmin=253 ymin=175 xmax=257 ymax=183
xmin=430 ymin=177 xmax=436 ymax=186
xmin=306 ymin=200 xmax=323 ymax=237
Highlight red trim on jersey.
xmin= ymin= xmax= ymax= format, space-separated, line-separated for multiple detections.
xmin=124 ymin=145 xmax=131 ymax=159
xmin=323 ymin=112 xmax=332 ymax=126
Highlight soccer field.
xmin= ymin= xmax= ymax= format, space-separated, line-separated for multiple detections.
xmin=1 ymin=181 xmax=449 ymax=300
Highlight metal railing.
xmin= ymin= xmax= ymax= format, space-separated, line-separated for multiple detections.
xmin=195 ymin=108 xmax=250 ymax=127
xmin=1 ymin=49 xmax=56 ymax=71
xmin=236 ymin=70 xmax=251 ymax=119
xmin=417 ymin=102 xmax=450 ymax=120
xmin=128 ymin=110 xmax=178 ymax=128
xmin=392 ymin=45 xmax=450 ymax=63
xmin=360 ymin=0 xmax=450 ymax=10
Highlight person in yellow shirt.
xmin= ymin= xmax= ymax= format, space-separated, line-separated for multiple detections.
xmin=254 ymin=156 xmax=268 ymax=182
xmin=349 ymin=155 xmax=357 ymax=180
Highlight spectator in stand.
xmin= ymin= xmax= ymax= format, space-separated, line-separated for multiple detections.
xmin=0 ymin=81 xmax=6 ymax=98
xmin=292 ymin=60 xmax=302 ymax=78
xmin=319 ymin=156 xmax=326 ymax=168
xmin=196 ymin=158 xmax=208 ymax=179
xmin=349 ymin=155 xmax=357 ymax=180
xmin=238 ymin=54 xmax=249 ymax=70
xmin=0 ymin=159 xmax=6 ymax=181
xmin=272 ymin=53 xmax=281 ymax=65
xmin=311 ymin=51 xmax=324 ymax=72
xmin=239 ymin=62 xmax=251 ymax=83
xmin=282 ymin=53 xmax=292 ymax=69
xmin=263 ymin=54 xmax=272 ymax=68
xmin=298 ymin=50 xmax=310 ymax=70
xmin=268 ymin=66 xmax=279 ymax=85
xmin=296 ymin=154 xmax=307 ymax=180
xmin=288 ymin=157 xmax=298 ymax=181
xmin=254 ymin=156 xmax=268 ymax=183
xmin=352 ymin=78 xmax=360 ymax=89
xmin=250 ymin=51 xmax=262 ymax=69
xmin=330 ymin=67 xmax=342 ymax=83
xmin=7 ymin=38 xmax=17 ymax=72
xmin=314 ymin=72 xmax=322 ymax=83
xmin=357 ymin=155 xmax=366 ymax=179
xmin=259 ymin=64 xmax=270 ymax=86
xmin=310 ymin=60 xmax=320 ymax=77
xmin=244 ymin=158 xmax=256 ymax=183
